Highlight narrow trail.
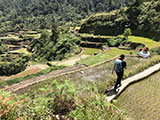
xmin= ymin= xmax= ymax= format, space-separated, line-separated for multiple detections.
xmin=50 ymin=54 xmax=90 ymax=66
xmin=2 ymin=64 xmax=49 ymax=81
xmin=106 ymin=63 xmax=160 ymax=102
xmin=4 ymin=64 xmax=87 ymax=93
xmin=3 ymin=55 xmax=118 ymax=93
xmin=4 ymin=55 xmax=160 ymax=97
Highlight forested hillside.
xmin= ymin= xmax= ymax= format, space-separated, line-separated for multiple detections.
xmin=80 ymin=0 xmax=160 ymax=41
xmin=0 ymin=0 xmax=133 ymax=32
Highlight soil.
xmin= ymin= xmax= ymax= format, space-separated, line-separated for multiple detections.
xmin=51 ymin=54 xmax=90 ymax=66
xmin=2 ymin=64 xmax=49 ymax=81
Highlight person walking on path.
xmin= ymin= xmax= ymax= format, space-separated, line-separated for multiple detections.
xmin=112 ymin=54 xmax=127 ymax=91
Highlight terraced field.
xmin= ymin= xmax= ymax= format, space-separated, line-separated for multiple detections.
xmin=115 ymin=71 xmax=160 ymax=120
xmin=78 ymin=48 xmax=131 ymax=66
xmin=128 ymin=36 xmax=160 ymax=48
xmin=26 ymin=56 xmax=160 ymax=95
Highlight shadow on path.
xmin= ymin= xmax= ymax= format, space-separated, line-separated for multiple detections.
xmin=105 ymin=88 xmax=119 ymax=96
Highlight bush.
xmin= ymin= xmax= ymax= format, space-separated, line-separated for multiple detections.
xmin=31 ymin=30 xmax=81 ymax=61
xmin=150 ymin=47 xmax=160 ymax=55
xmin=0 ymin=40 xmax=7 ymax=54
xmin=69 ymin=84 xmax=123 ymax=120
xmin=107 ymin=36 xmax=125 ymax=47
xmin=123 ymin=28 xmax=132 ymax=39
xmin=0 ymin=55 xmax=30 ymax=76
xmin=0 ymin=90 xmax=27 ymax=120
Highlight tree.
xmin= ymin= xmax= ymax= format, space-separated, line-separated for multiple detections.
xmin=50 ymin=22 xmax=59 ymax=44
xmin=123 ymin=28 xmax=132 ymax=39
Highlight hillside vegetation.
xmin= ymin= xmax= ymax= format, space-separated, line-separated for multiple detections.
xmin=80 ymin=0 xmax=160 ymax=41
xmin=0 ymin=0 xmax=133 ymax=33
xmin=0 ymin=0 xmax=160 ymax=119
xmin=29 ymin=25 xmax=81 ymax=61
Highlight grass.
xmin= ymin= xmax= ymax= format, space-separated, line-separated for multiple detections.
xmin=115 ymin=71 xmax=160 ymax=120
xmin=128 ymin=36 xmax=160 ymax=48
xmin=79 ymin=33 xmax=113 ymax=38
xmin=0 ymin=65 xmax=65 ymax=88
xmin=78 ymin=48 xmax=131 ymax=66
xmin=23 ymin=34 xmax=41 ymax=38
xmin=82 ymin=48 xmax=102 ymax=55
xmin=25 ymin=31 xmax=37 ymax=34
xmin=28 ymin=55 xmax=160 ymax=95
xmin=5 ymin=55 xmax=159 ymax=119
xmin=78 ymin=35 xmax=160 ymax=66
xmin=9 ymin=48 xmax=32 ymax=55
xmin=0 ymin=36 xmax=22 ymax=41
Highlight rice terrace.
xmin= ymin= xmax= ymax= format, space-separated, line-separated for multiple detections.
xmin=0 ymin=0 xmax=160 ymax=119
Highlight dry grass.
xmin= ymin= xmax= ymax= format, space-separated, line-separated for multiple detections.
xmin=28 ymin=56 xmax=160 ymax=96
xmin=115 ymin=71 xmax=160 ymax=120
xmin=0 ymin=95 xmax=27 ymax=119
xmin=5 ymin=67 xmax=41 ymax=81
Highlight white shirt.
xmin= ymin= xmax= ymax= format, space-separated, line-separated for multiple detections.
xmin=139 ymin=51 xmax=150 ymax=58
xmin=114 ymin=59 xmax=123 ymax=73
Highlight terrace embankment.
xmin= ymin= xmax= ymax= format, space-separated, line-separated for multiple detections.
xmin=4 ymin=64 xmax=88 ymax=93
xmin=3 ymin=55 xmax=119 ymax=93
xmin=107 ymin=63 xmax=160 ymax=102
xmin=6 ymin=56 xmax=160 ymax=94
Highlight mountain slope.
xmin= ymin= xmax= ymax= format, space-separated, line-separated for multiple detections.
xmin=79 ymin=0 xmax=160 ymax=41
xmin=0 ymin=0 xmax=133 ymax=30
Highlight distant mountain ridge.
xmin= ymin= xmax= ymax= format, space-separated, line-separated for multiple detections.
xmin=0 ymin=0 xmax=133 ymax=31
xmin=79 ymin=0 xmax=160 ymax=41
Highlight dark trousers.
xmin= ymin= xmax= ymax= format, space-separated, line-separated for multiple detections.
xmin=114 ymin=71 xmax=123 ymax=89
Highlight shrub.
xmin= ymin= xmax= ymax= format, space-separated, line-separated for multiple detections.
xmin=0 ymin=90 xmax=26 ymax=120
xmin=31 ymin=30 xmax=81 ymax=61
xmin=0 ymin=55 xmax=30 ymax=76
xmin=150 ymin=47 xmax=160 ymax=55
xmin=107 ymin=36 xmax=125 ymax=47
xmin=0 ymin=40 xmax=7 ymax=54
xmin=123 ymin=28 xmax=132 ymax=39
xmin=69 ymin=84 xmax=123 ymax=120
xmin=49 ymin=80 xmax=77 ymax=115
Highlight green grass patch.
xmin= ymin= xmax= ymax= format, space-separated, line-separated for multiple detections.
xmin=26 ymin=55 xmax=160 ymax=97
xmin=1 ymin=37 xmax=23 ymax=41
xmin=10 ymin=48 xmax=30 ymax=54
xmin=83 ymin=48 xmax=101 ymax=55
xmin=78 ymin=48 xmax=131 ymax=66
xmin=29 ymin=55 xmax=160 ymax=96
xmin=23 ymin=34 xmax=41 ymax=38
xmin=128 ymin=36 xmax=160 ymax=48
xmin=79 ymin=33 xmax=113 ymax=38
xmin=17 ymin=55 xmax=160 ymax=119
xmin=25 ymin=31 xmax=37 ymax=34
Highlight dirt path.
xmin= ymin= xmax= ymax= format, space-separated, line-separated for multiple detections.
xmin=50 ymin=54 xmax=90 ymax=66
xmin=1 ymin=54 xmax=89 ymax=81
xmin=0 ymin=54 xmax=89 ymax=84
xmin=2 ymin=64 xmax=49 ymax=81
xmin=4 ymin=56 xmax=159 ymax=95
xmin=3 ymin=54 xmax=118 ymax=93
xmin=4 ymin=64 xmax=87 ymax=93
xmin=106 ymin=63 xmax=160 ymax=102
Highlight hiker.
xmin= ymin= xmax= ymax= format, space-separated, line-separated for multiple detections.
xmin=139 ymin=47 xmax=150 ymax=58
xmin=112 ymin=54 xmax=127 ymax=91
